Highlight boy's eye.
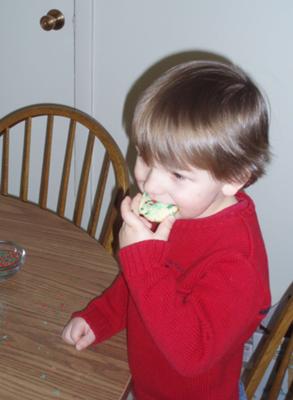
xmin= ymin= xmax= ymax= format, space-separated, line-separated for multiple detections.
xmin=172 ymin=172 xmax=185 ymax=180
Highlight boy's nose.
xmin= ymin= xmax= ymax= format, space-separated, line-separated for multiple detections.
xmin=143 ymin=167 xmax=165 ymax=197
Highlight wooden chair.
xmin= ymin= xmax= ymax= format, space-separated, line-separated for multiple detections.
xmin=0 ymin=103 xmax=129 ymax=254
xmin=242 ymin=283 xmax=293 ymax=400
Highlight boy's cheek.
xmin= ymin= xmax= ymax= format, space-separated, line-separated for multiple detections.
xmin=134 ymin=169 xmax=145 ymax=192
xmin=136 ymin=181 xmax=144 ymax=193
xmin=134 ymin=158 xmax=150 ymax=182
xmin=133 ymin=168 xmax=142 ymax=187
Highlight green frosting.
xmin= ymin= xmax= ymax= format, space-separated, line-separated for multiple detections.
xmin=139 ymin=192 xmax=178 ymax=222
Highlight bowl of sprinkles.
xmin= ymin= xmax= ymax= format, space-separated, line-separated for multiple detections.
xmin=0 ymin=241 xmax=26 ymax=281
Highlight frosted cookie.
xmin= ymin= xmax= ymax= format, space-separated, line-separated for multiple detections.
xmin=138 ymin=192 xmax=178 ymax=222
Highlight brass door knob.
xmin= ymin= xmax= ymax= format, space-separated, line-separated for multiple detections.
xmin=40 ymin=9 xmax=65 ymax=31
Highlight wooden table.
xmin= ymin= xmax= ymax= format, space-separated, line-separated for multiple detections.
xmin=0 ymin=195 xmax=130 ymax=400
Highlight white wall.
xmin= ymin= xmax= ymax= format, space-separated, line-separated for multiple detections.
xmin=89 ymin=0 xmax=293 ymax=303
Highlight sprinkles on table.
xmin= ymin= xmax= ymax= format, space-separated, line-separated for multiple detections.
xmin=0 ymin=249 xmax=21 ymax=268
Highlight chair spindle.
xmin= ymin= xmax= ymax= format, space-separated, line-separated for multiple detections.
xmin=88 ymin=152 xmax=110 ymax=237
xmin=74 ymin=131 xmax=95 ymax=226
xmin=57 ymin=119 xmax=76 ymax=217
xmin=1 ymin=128 xmax=9 ymax=195
xmin=39 ymin=115 xmax=54 ymax=208
xmin=268 ymin=333 xmax=293 ymax=399
xmin=20 ymin=117 xmax=32 ymax=201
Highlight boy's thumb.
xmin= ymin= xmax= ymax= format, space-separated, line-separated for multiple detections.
xmin=155 ymin=216 xmax=176 ymax=240
xmin=76 ymin=334 xmax=92 ymax=351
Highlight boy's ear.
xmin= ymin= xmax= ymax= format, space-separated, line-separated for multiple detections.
xmin=222 ymin=181 xmax=245 ymax=196
xmin=222 ymin=170 xmax=251 ymax=196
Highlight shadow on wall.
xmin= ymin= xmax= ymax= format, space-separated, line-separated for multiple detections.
xmin=122 ymin=50 xmax=232 ymax=194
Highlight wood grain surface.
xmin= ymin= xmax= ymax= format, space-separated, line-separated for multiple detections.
xmin=0 ymin=195 xmax=130 ymax=400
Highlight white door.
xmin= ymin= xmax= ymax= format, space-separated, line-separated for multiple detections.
xmin=0 ymin=1 xmax=96 ymax=221
xmin=0 ymin=0 xmax=75 ymax=117
xmin=0 ymin=0 xmax=74 ymax=117
xmin=0 ymin=0 xmax=75 ymax=210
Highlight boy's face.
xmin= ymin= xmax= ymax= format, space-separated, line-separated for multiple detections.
xmin=134 ymin=155 xmax=239 ymax=219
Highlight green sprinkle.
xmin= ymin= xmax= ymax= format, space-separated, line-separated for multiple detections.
xmin=52 ymin=388 xmax=61 ymax=397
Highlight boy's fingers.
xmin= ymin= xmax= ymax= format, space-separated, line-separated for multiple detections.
xmin=120 ymin=196 xmax=133 ymax=220
xmin=70 ymin=328 xmax=86 ymax=345
xmin=132 ymin=194 xmax=153 ymax=228
xmin=120 ymin=196 xmax=131 ymax=215
xmin=138 ymin=215 xmax=152 ymax=229
xmin=75 ymin=338 xmax=87 ymax=351
xmin=131 ymin=193 xmax=143 ymax=216
xmin=62 ymin=326 xmax=76 ymax=345
xmin=76 ymin=332 xmax=95 ymax=351
xmin=62 ymin=331 xmax=74 ymax=345
xmin=121 ymin=196 xmax=143 ymax=227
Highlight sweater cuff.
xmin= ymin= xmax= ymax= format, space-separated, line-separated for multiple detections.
xmin=119 ymin=240 xmax=169 ymax=277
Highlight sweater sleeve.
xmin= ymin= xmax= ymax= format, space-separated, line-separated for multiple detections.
xmin=119 ymin=240 xmax=264 ymax=376
xmin=72 ymin=273 xmax=128 ymax=344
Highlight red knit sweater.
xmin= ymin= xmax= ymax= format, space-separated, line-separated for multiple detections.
xmin=75 ymin=192 xmax=271 ymax=400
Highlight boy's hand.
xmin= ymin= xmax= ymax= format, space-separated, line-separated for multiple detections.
xmin=119 ymin=194 xmax=176 ymax=248
xmin=62 ymin=317 xmax=95 ymax=351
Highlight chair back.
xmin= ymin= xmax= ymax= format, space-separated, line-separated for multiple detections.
xmin=243 ymin=283 xmax=293 ymax=399
xmin=0 ymin=103 xmax=129 ymax=253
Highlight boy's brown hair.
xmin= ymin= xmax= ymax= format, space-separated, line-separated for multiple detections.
xmin=132 ymin=60 xmax=270 ymax=187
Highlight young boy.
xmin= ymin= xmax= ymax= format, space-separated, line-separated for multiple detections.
xmin=62 ymin=61 xmax=271 ymax=400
